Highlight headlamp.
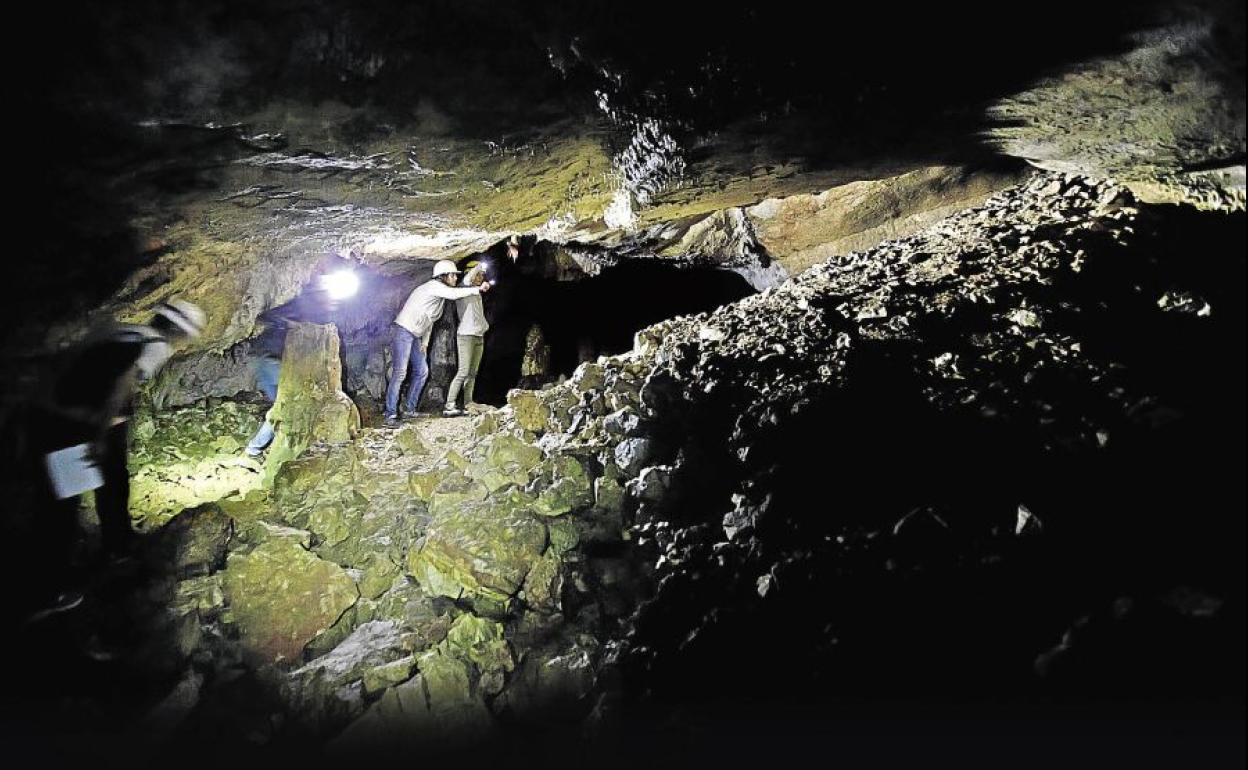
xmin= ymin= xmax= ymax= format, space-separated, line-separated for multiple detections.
xmin=321 ymin=269 xmax=360 ymax=300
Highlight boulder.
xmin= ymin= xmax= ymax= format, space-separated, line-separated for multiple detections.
xmin=465 ymin=433 xmax=544 ymax=492
xmin=571 ymin=361 xmax=606 ymax=393
xmin=221 ymin=538 xmax=360 ymax=666
xmin=507 ymin=389 xmax=551 ymax=433
xmin=613 ymin=438 xmax=656 ymax=478
xmin=627 ymin=465 xmax=674 ymax=503
xmin=530 ymin=456 xmax=594 ymax=517
xmin=287 ymin=620 xmax=410 ymax=725
xmin=593 ymin=476 xmax=625 ymax=514
xmin=237 ymin=520 xmax=313 ymax=549
xmin=484 ymin=433 xmax=544 ymax=472
xmin=157 ymin=503 xmax=233 ymax=577
xmin=393 ymin=425 xmax=425 ymax=456
xmin=171 ymin=574 xmax=226 ymax=619
xmin=372 ymin=579 xmax=455 ymax=649
xmin=362 ymin=655 xmax=418 ymax=695
xmin=442 ymin=614 xmax=514 ymax=683
xmin=408 ymin=493 xmax=547 ymax=617
xmin=522 ymin=551 xmax=564 ymax=613
xmin=428 ymin=473 xmax=490 ymax=518
xmin=602 ymin=408 xmax=642 ymax=437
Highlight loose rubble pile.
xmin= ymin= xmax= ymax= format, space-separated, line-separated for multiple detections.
xmin=483 ymin=171 xmax=1243 ymax=708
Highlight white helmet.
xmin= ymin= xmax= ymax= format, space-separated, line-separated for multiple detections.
xmin=432 ymin=260 xmax=460 ymax=278
xmin=154 ymin=298 xmax=207 ymax=338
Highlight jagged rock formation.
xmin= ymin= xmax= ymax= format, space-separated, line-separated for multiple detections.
xmin=263 ymin=322 xmax=360 ymax=477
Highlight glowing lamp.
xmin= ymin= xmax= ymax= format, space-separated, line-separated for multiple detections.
xmin=321 ymin=270 xmax=360 ymax=300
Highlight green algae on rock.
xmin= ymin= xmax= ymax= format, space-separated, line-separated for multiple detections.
xmin=408 ymin=493 xmax=548 ymax=617
xmin=222 ymin=537 xmax=360 ymax=666
xmin=263 ymin=322 xmax=361 ymax=480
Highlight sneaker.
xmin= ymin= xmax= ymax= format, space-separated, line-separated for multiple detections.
xmin=23 ymin=590 xmax=85 ymax=626
xmin=442 ymin=407 xmax=465 ymax=417
xmin=383 ymin=414 xmax=400 ymax=427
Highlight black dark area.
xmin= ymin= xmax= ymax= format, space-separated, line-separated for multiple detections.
xmin=471 ymin=250 xmax=756 ymax=404
xmin=606 ymin=206 xmax=1246 ymax=760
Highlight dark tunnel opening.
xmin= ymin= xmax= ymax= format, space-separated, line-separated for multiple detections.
xmin=469 ymin=254 xmax=757 ymax=405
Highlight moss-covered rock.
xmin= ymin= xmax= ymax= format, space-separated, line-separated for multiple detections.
xmin=236 ymin=520 xmax=313 ymax=549
xmin=485 ymin=433 xmax=544 ymax=471
xmin=531 ymin=456 xmax=594 ymax=517
xmin=362 ymin=655 xmax=418 ymax=695
xmin=357 ymin=552 xmax=402 ymax=600
xmin=593 ymin=475 xmax=626 ymax=514
xmin=408 ymin=464 xmax=456 ymax=502
xmin=408 ymin=495 xmax=547 ymax=617
xmin=264 ymin=323 xmax=361 ymax=480
xmin=372 ymin=579 xmax=455 ymax=650
xmin=393 ymin=425 xmax=426 ymax=456
xmin=221 ymin=538 xmax=360 ymax=666
xmin=464 ymin=433 xmax=543 ymax=492
xmin=171 ymin=574 xmax=226 ymax=619
xmin=522 ymin=551 xmax=564 ymax=614
xmin=443 ymin=614 xmax=514 ymax=680
xmin=507 ymin=389 xmax=550 ymax=433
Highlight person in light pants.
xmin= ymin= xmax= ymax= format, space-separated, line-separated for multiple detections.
xmin=385 ymin=260 xmax=490 ymax=424
xmin=444 ymin=264 xmax=490 ymax=416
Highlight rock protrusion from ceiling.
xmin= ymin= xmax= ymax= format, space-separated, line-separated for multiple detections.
xmin=544 ymin=164 xmax=1026 ymax=290
xmin=987 ymin=8 xmax=1246 ymax=210
xmin=744 ymin=165 xmax=1029 ymax=275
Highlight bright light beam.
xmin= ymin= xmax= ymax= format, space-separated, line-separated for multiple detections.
xmin=321 ymin=270 xmax=360 ymax=300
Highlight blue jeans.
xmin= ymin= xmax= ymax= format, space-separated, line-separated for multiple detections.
xmin=385 ymin=325 xmax=429 ymax=417
xmin=246 ymin=356 xmax=280 ymax=455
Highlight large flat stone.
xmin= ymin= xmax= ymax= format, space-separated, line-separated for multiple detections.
xmin=222 ymin=538 xmax=360 ymax=666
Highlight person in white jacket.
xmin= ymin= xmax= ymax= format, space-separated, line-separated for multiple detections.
xmin=385 ymin=260 xmax=490 ymax=424
xmin=443 ymin=263 xmax=490 ymax=416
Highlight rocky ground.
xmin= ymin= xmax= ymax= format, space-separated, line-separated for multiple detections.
xmin=6 ymin=170 xmax=1242 ymax=767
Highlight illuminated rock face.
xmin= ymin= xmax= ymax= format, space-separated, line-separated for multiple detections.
xmin=221 ymin=538 xmax=360 ymax=666
xmin=408 ymin=491 xmax=549 ymax=617
xmin=264 ymin=322 xmax=361 ymax=479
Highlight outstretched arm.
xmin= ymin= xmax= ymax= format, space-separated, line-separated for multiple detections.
xmin=427 ymin=283 xmax=482 ymax=300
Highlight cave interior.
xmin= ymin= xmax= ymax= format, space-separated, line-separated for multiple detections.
xmin=2 ymin=1 xmax=1245 ymax=768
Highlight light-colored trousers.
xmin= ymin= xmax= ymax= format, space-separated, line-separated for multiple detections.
xmin=446 ymin=334 xmax=484 ymax=408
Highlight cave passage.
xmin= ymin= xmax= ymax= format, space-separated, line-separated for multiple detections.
xmin=246 ymin=250 xmax=756 ymax=412
xmin=470 ymin=258 xmax=756 ymax=404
